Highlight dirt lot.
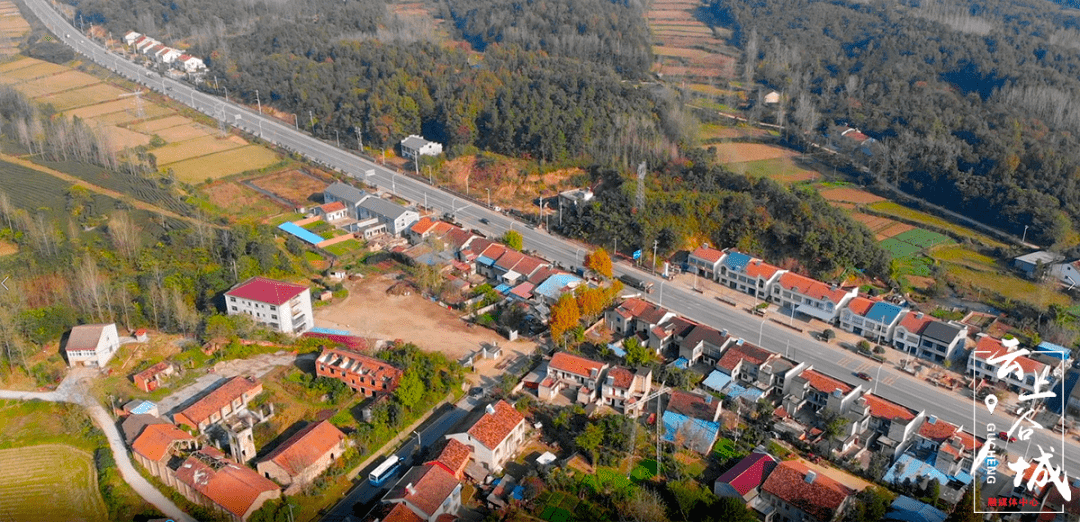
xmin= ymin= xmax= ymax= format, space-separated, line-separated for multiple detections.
xmin=251 ymin=169 xmax=332 ymax=206
xmin=313 ymin=274 xmax=536 ymax=380
xmin=201 ymin=180 xmax=287 ymax=218
xmin=818 ymin=186 xmax=885 ymax=205
xmin=713 ymin=142 xmax=797 ymax=163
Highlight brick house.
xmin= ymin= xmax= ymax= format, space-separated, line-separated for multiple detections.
xmin=174 ymin=447 xmax=281 ymax=522
xmin=173 ymin=376 xmax=263 ymax=433
xmin=446 ymin=400 xmax=526 ymax=472
xmin=131 ymin=423 xmax=198 ymax=487
xmin=133 ymin=361 xmax=174 ymax=393
xmin=256 ymin=420 xmax=348 ymax=494
xmin=759 ymin=460 xmax=855 ymax=522
xmin=315 ymin=347 xmax=403 ymax=397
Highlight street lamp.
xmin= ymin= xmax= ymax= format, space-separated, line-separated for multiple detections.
xmin=1023 ymin=225 xmax=1030 ymax=244
xmin=758 ymin=318 xmax=767 ymax=346
xmin=255 ymin=89 xmax=261 ymax=114
xmin=874 ymin=361 xmax=883 ymax=394
xmin=659 ymin=281 xmax=665 ymax=307
xmin=486 ymin=188 xmax=491 ymax=208
xmin=414 ymin=429 xmax=421 ymax=448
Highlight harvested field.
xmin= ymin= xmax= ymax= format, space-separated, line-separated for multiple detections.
xmin=713 ymin=142 xmax=796 ymax=163
xmin=655 ymin=64 xmax=731 ymax=78
xmin=0 ymin=61 xmax=67 ymax=82
xmin=0 ymin=56 xmax=38 ymax=73
xmin=700 ymin=123 xmax=770 ymax=140
xmin=687 ymin=84 xmax=739 ymax=98
xmin=648 ymin=10 xmax=697 ymax=20
xmin=130 ymin=115 xmax=192 ymax=133
xmin=818 ymin=186 xmax=885 ymax=205
xmin=876 ymin=221 xmax=914 ymax=240
xmin=167 ymin=145 xmax=280 ymax=183
xmin=654 ymin=46 xmax=713 ymax=59
xmin=726 ymin=157 xmax=819 ymax=183
xmin=0 ymin=445 xmax=108 ymax=522
xmin=652 ymin=24 xmax=713 ymax=35
xmin=153 ymin=122 xmax=213 ymax=143
xmin=250 ymin=169 xmax=328 ymax=206
xmin=100 ymin=125 xmax=152 ymax=151
xmin=89 ymin=110 xmax=143 ymax=126
xmin=34 ymin=83 xmax=125 ymax=111
xmin=68 ymin=98 xmax=171 ymax=120
xmin=154 ymin=134 xmax=247 ymax=165
xmin=200 ymin=181 xmax=286 ymax=218
xmin=851 ymin=212 xmax=894 ymax=232
xmin=17 ymin=70 xmax=100 ymax=97
xmin=867 ymin=201 xmax=1006 ymax=248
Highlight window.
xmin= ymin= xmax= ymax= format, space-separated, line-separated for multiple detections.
xmin=230 ymin=297 xmax=235 ymax=302
xmin=270 ymin=305 xmax=276 ymax=311
xmin=231 ymin=306 xmax=238 ymax=311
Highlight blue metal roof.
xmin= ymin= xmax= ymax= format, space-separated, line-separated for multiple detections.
xmin=703 ymin=370 xmax=732 ymax=393
xmin=883 ymin=453 xmax=973 ymax=488
xmin=130 ymin=400 xmax=155 ymax=415
xmin=534 ymin=273 xmax=582 ymax=300
xmin=721 ymin=251 xmax=752 ymax=271
xmin=278 ymin=222 xmax=326 ymax=245
xmin=886 ymin=496 xmax=947 ymax=522
xmin=662 ymin=410 xmax=720 ymax=450
xmin=1046 ymin=370 xmax=1078 ymax=415
xmin=865 ymin=302 xmax=905 ymax=324
xmin=672 ymin=357 xmax=689 ymax=370
xmin=477 ymin=255 xmax=497 ymax=266
xmin=1037 ymin=341 xmax=1071 ymax=360
xmin=494 ymin=283 xmax=512 ymax=294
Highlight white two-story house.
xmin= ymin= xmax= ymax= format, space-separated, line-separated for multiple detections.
xmin=771 ymin=272 xmax=858 ymax=324
xmin=838 ymin=297 xmax=907 ymax=344
xmin=716 ymin=250 xmax=786 ymax=300
xmin=225 ymin=277 xmax=313 ymax=334
xmin=446 ymin=400 xmax=526 ymax=473
xmin=539 ymin=352 xmax=609 ymax=403
xmin=892 ymin=311 xmax=969 ymax=364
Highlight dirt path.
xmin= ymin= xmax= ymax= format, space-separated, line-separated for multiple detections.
xmin=0 ymin=152 xmax=224 ymax=229
xmin=0 ymin=368 xmax=197 ymax=522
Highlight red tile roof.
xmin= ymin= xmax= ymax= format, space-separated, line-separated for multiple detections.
xmin=615 ymin=298 xmax=651 ymax=318
xmin=512 ymin=255 xmax=547 ymax=277
xmin=845 ymin=297 xmax=876 ymax=316
xmin=744 ymin=259 xmax=784 ymax=279
xmin=468 ymin=400 xmax=525 ymax=450
xmin=132 ymin=423 xmax=194 ymax=462
xmin=1042 ymin=482 xmax=1080 ymax=516
xmin=762 ymin=460 xmax=853 ymax=522
xmin=898 ymin=311 xmax=935 ymax=335
xmin=862 ymin=393 xmax=918 ymax=422
xmin=175 ymin=448 xmax=280 ymax=518
xmin=509 ymin=282 xmax=534 ymax=299
xmin=971 ymin=336 xmax=1045 ymax=375
xmin=607 ymin=367 xmax=635 ymax=389
xmin=953 ymin=430 xmax=983 ymax=451
xmin=432 ymin=439 xmax=472 ymax=478
xmin=133 ymin=361 xmax=170 ymax=382
xmin=917 ymin=417 xmax=959 ymax=443
xmin=479 ymin=243 xmax=506 ymax=262
xmin=226 ymin=277 xmax=308 ymax=306
xmin=446 ymin=228 xmax=476 ymax=250
xmin=549 ymin=352 xmax=606 ymax=379
xmin=778 ymin=273 xmax=851 ymax=304
xmin=494 ymin=250 xmax=526 ymax=271
xmin=717 ymin=342 xmax=775 ymax=372
xmin=690 ymin=246 xmax=724 ymax=263
xmin=257 ymin=420 xmax=346 ymax=477
xmin=410 ymin=217 xmax=438 ymax=235
xmin=667 ymin=390 xmax=721 ymax=421
xmin=800 ymin=369 xmax=853 ymax=394
xmin=176 ymin=376 xmax=261 ymax=428
xmin=382 ymin=503 xmax=425 ymax=522
xmin=716 ymin=452 xmax=778 ymax=496
xmin=319 ymin=201 xmax=346 ymax=213
xmin=681 ymin=324 xmax=730 ymax=351
xmin=385 ymin=463 xmax=460 ymax=518
xmin=528 ymin=266 xmax=559 ymax=286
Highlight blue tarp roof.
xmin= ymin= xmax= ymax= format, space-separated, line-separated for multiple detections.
xmin=534 ymin=273 xmax=582 ymax=300
xmin=662 ymin=410 xmax=720 ymax=451
xmin=477 ymin=255 xmax=497 ymax=266
xmin=883 ymin=452 xmax=973 ymax=488
xmin=866 ymin=302 xmax=906 ymax=324
xmin=278 ymin=222 xmax=326 ymax=245
xmin=511 ymin=485 xmax=525 ymax=500
xmin=721 ymin=251 xmax=751 ymax=271
xmin=129 ymin=400 xmax=155 ymax=415
xmin=309 ymin=327 xmax=351 ymax=335
xmin=494 ymin=283 xmax=512 ymax=294
xmin=1037 ymin=341 xmax=1071 ymax=360
xmin=725 ymin=384 xmax=764 ymax=403
xmin=886 ymin=496 xmax=947 ymax=522
xmin=702 ymin=370 xmax=732 ymax=393
xmin=672 ymin=357 xmax=689 ymax=370
xmin=609 ymin=344 xmax=627 ymax=358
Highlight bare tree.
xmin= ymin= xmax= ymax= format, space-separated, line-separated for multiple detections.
xmin=743 ymin=28 xmax=759 ymax=88
xmin=0 ymin=190 xmax=13 ymax=230
xmin=108 ymin=212 xmax=140 ymax=260
xmin=623 ymin=487 xmax=668 ymax=522
xmin=75 ymin=254 xmax=107 ymax=322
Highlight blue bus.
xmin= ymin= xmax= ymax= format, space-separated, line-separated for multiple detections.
xmin=369 ymin=455 xmax=402 ymax=486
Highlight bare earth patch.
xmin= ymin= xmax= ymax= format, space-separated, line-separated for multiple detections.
xmin=818 ymin=187 xmax=886 ymax=205
xmin=249 ymin=169 xmax=330 ymax=207
xmin=712 ymin=142 xmax=797 ymax=163
xmin=0 ymin=239 xmax=16 ymax=256
xmin=876 ymin=222 xmax=914 ymax=240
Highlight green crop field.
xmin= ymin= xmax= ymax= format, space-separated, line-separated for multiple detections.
xmin=324 ymin=239 xmax=364 ymax=257
xmin=879 ymin=237 xmax=923 ymax=259
xmin=892 ymin=228 xmax=952 ymax=249
xmin=35 ymin=159 xmax=194 ymax=217
xmin=0 ymin=445 xmax=108 ymax=522
xmin=630 ymin=459 xmax=657 ymax=483
xmin=930 ymin=245 xmax=998 ymax=271
xmin=867 ymin=201 xmax=1006 ymax=248
xmin=0 ymin=158 xmax=74 ymax=213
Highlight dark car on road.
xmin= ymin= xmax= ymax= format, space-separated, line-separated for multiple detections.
xmin=854 ymin=372 xmax=872 ymax=381
xmin=479 ymin=218 xmax=489 ymax=225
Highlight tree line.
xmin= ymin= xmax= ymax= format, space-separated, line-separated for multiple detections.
xmin=709 ymin=0 xmax=1080 ymax=246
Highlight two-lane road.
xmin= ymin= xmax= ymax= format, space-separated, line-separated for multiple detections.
xmin=25 ymin=0 xmax=1078 ymax=478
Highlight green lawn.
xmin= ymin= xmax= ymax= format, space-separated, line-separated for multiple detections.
xmin=303 ymin=251 xmax=324 ymax=263
xmin=581 ymin=467 xmax=636 ymax=495
xmin=269 ymin=212 xmax=304 ymax=226
xmin=630 ymin=459 xmax=657 ymax=483
xmin=713 ymin=437 xmax=743 ymax=461
xmin=324 ymin=239 xmax=364 ymax=257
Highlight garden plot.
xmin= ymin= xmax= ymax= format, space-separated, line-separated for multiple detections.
xmin=818 ymin=186 xmax=886 ymax=205
xmin=712 ymin=142 xmax=797 ymax=163
xmin=0 ymin=60 xmax=67 ymax=82
xmin=153 ymin=134 xmax=247 ymax=165
xmin=35 ymin=83 xmax=126 ymax=111
xmin=100 ymin=125 xmax=152 ymax=151
xmin=0 ymin=445 xmax=108 ymax=522
xmin=249 ymin=169 xmax=329 ymax=207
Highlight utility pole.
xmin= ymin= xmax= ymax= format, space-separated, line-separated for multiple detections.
xmin=487 ymin=188 xmax=491 ymax=208
xmin=354 ymin=126 xmax=363 ymax=151
xmin=224 ymin=86 xmax=229 ymax=103
xmin=652 ymin=239 xmax=658 ymax=274
xmin=255 ymin=89 xmax=261 ymax=114
xmin=292 ymin=113 xmax=298 ymax=130
xmin=335 ymin=129 xmax=340 ymax=148
xmin=308 ymin=110 xmax=314 ymax=131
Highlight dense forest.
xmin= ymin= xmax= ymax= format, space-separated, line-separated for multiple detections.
xmin=709 ymin=0 xmax=1080 ymax=246
xmin=560 ymin=149 xmax=892 ymax=280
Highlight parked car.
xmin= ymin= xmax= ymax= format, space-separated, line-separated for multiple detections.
xmin=854 ymin=372 xmax=873 ymax=381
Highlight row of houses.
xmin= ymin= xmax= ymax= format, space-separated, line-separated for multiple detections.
xmin=122 ymin=375 xmax=350 ymax=520
xmin=122 ymin=31 xmax=205 ymax=73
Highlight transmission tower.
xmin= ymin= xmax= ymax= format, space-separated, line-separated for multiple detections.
xmin=118 ymin=89 xmax=145 ymax=120
xmin=636 ymin=161 xmax=646 ymax=211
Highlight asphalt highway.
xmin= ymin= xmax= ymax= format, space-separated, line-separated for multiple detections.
xmin=25 ymin=0 xmax=1078 ymax=486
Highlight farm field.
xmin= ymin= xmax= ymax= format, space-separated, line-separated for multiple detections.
xmin=153 ymin=134 xmax=247 ymax=165
xmin=0 ymin=158 xmax=77 ymax=213
xmin=250 ymin=169 xmax=329 ymax=207
xmin=166 ymin=145 xmax=281 ymax=183
xmin=725 ymin=157 xmax=819 ymax=183
xmin=0 ymin=1 xmax=30 ymax=59
xmin=35 ymin=83 xmax=128 ymax=111
xmin=16 ymin=70 xmax=100 ymax=97
xmin=0 ymin=445 xmax=108 ymax=522
xmin=199 ymin=180 xmax=287 ymax=220
xmin=100 ymin=125 xmax=151 ymax=150
xmin=647 ymin=0 xmax=738 ymax=82
xmin=700 ymin=123 xmax=772 ymax=141
xmin=0 ymin=59 xmax=67 ymax=82
xmin=867 ymin=201 xmax=1007 ymax=249
xmin=712 ymin=141 xmax=797 ymax=163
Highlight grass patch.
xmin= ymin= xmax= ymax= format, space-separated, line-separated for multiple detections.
xmin=930 ymin=245 xmax=998 ymax=270
xmin=868 ymin=201 xmax=1006 ymax=248
xmin=0 ymin=445 xmax=107 ymax=522
xmin=892 ymin=228 xmax=952 ymax=249
xmin=879 ymin=237 xmax=924 ymax=259
xmin=303 ymin=251 xmax=325 ymax=262
xmin=945 ymin=264 xmax=1070 ymax=307
xmin=766 ymin=440 xmax=792 ymax=459
xmin=324 ymin=239 xmax=364 ymax=257
xmin=581 ymin=467 xmax=636 ymax=495
xmin=269 ymin=212 xmax=305 ymax=226
xmin=725 ymin=157 xmax=819 ymax=183
xmin=630 ymin=459 xmax=657 ymax=483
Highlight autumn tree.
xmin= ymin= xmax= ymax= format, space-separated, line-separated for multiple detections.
xmin=584 ymin=248 xmax=613 ymax=278
xmin=549 ymin=293 xmax=581 ymax=347
xmin=575 ymin=287 xmax=605 ymax=321
xmin=502 ymin=230 xmax=523 ymax=250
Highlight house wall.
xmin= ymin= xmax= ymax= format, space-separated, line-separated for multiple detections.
xmin=226 ymin=290 xmax=312 ymax=334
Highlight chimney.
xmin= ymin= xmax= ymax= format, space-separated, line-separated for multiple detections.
xmin=485 ymin=404 xmax=496 ymax=415
xmin=406 ymin=482 xmax=416 ymax=496
xmin=721 ymin=329 xmax=728 ymax=337
xmin=704 ymin=394 xmax=713 ymax=404
xmin=805 ymin=471 xmax=817 ymax=484
xmin=928 ymin=415 xmax=937 ymax=424
xmin=915 ymin=312 xmax=924 ymax=320
xmin=736 ymin=339 xmax=744 ymax=346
